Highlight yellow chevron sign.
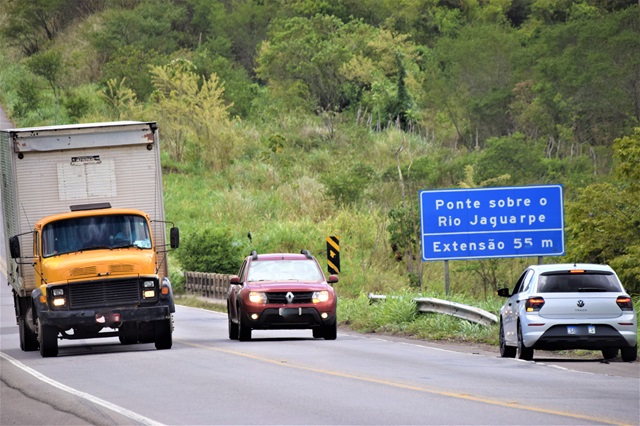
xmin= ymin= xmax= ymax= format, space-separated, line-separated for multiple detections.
xmin=326 ymin=236 xmax=340 ymax=274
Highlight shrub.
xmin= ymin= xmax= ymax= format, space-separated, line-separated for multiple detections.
xmin=174 ymin=226 xmax=243 ymax=274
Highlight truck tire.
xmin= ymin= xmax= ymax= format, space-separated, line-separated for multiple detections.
xmin=19 ymin=317 xmax=38 ymax=351
xmin=154 ymin=318 xmax=172 ymax=350
xmin=38 ymin=321 xmax=58 ymax=357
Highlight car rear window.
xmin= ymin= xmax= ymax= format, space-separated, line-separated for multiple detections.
xmin=537 ymin=272 xmax=622 ymax=293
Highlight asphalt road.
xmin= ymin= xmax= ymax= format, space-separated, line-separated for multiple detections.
xmin=0 ymin=109 xmax=638 ymax=425
xmin=2 ymin=289 xmax=639 ymax=425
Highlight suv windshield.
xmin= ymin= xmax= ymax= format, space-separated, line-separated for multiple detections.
xmin=247 ymin=259 xmax=323 ymax=282
xmin=42 ymin=214 xmax=152 ymax=257
xmin=537 ymin=272 xmax=622 ymax=293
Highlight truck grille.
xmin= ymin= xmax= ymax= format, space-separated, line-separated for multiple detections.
xmin=266 ymin=292 xmax=313 ymax=304
xmin=67 ymin=278 xmax=141 ymax=309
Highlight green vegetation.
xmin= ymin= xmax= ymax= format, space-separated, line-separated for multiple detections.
xmin=1 ymin=0 xmax=639 ymax=344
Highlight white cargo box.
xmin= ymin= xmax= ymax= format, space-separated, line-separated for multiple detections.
xmin=1 ymin=121 xmax=169 ymax=294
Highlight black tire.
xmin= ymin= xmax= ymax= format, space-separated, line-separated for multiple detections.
xmin=38 ymin=321 xmax=58 ymax=358
xmin=154 ymin=318 xmax=172 ymax=350
xmin=322 ymin=321 xmax=337 ymax=340
xmin=601 ymin=348 xmax=618 ymax=360
xmin=620 ymin=345 xmax=637 ymax=362
xmin=238 ymin=310 xmax=251 ymax=341
xmin=499 ymin=320 xmax=516 ymax=358
xmin=228 ymin=315 xmax=239 ymax=340
xmin=19 ymin=316 xmax=38 ymax=352
xmin=119 ymin=323 xmax=138 ymax=344
xmin=312 ymin=328 xmax=323 ymax=339
xmin=516 ymin=324 xmax=533 ymax=361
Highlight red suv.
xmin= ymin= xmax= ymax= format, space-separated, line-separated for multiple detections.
xmin=227 ymin=250 xmax=338 ymax=341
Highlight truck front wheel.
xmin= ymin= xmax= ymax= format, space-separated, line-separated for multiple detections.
xmin=154 ymin=318 xmax=172 ymax=350
xmin=38 ymin=320 xmax=58 ymax=357
xmin=19 ymin=316 xmax=38 ymax=351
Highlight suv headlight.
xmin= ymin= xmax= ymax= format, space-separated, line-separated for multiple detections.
xmin=249 ymin=291 xmax=267 ymax=304
xmin=312 ymin=291 xmax=330 ymax=303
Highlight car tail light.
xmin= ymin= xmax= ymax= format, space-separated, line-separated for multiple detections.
xmin=525 ymin=297 xmax=545 ymax=312
xmin=616 ymin=296 xmax=633 ymax=311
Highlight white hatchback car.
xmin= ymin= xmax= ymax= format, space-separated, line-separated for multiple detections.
xmin=497 ymin=263 xmax=637 ymax=362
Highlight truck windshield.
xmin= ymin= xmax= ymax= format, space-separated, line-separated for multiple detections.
xmin=42 ymin=214 xmax=152 ymax=257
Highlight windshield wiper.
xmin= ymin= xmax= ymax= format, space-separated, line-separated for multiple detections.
xmin=112 ymin=243 xmax=141 ymax=249
xmin=81 ymin=245 xmax=112 ymax=251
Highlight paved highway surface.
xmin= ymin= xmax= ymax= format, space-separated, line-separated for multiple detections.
xmin=1 ymin=110 xmax=638 ymax=425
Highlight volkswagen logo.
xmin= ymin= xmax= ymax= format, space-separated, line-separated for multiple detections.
xmin=286 ymin=292 xmax=295 ymax=304
xmin=577 ymin=300 xmax=585 ymax=308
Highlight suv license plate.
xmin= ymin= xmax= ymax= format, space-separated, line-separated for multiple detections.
xmin=588 ymin=325 xmax=596 ymax=334
xmin=567 ymin=326 xmax=577 ymax=335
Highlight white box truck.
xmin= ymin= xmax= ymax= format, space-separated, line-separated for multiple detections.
xmin=1 ymin=121 xmax=179 ymax=357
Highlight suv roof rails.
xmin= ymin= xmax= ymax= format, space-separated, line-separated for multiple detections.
xmin=251 ymin=250 xmax=258 ymax=260
xmin=300 ymin=249 xmax=313 ymax=259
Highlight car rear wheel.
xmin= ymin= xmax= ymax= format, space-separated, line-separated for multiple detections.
xmin=620 ymin=345 xmax=637 ymax=362
xmin=516 ymin=323 xmax=533 ymax=361
xmin=601 ymin=348 xmax=618 ymax=360
xmin=499 ymin=320 xmax=516 ymax=358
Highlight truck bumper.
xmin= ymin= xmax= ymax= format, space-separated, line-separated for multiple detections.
xmin=37 ymin=305 xmax=171 ymax=328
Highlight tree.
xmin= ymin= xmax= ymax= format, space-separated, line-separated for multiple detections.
xmin=427 ymin=23 xmax=521 ymax=148
xmin=149 ymin=59 xmax=240 ymax=169
xmin=566 ymin=128 xmax=640 ymax=293
xmin=1 ymin=0 xmax=101 ymax=55
xmin=530 ymin=7 xmax=640 ymax=148
xmin=255 ymin=15 xmax=354 ymax=112
xmin=27 ymin=50 xmax=63 ymax=122
xmin=174 ymin=226 xmax=243 ymax=274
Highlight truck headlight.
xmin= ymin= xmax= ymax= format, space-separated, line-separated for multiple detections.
xmin=53 ymin=297 xmax=66 ymax=307
xmin=143 ymin=280 xmax=155 ymax=288
xmin=143 ymin=290 xmax=156 ymax=299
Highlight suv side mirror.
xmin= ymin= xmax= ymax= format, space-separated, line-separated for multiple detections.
xmin=327 ymin=274 xmax=339 ymax=284
xmin=9 ymin=236 xmax=21 ymax=258
xmin=229 ymin=275 xmax=241 ymax=285
xmin=170 ymin=227 xmax=180 ymax=249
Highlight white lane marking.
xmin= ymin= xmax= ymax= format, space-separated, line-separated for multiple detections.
xmin=0 ymin=352 xmax=164 ymax=426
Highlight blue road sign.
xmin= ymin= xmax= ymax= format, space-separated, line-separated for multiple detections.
xmin=419 ymin=185 xmax=564 ymax=261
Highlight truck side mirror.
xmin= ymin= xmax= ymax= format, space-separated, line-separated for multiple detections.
xmin=9 ymin=236 xmax=21 ymax=258
xmin=170 ymin=227 xmax=179 ymax=249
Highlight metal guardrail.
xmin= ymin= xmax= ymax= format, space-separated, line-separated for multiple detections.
xmin=184 ymin=272 xmax=229 ymax=301
xmin=368 ymin=293 xmax=498 ymax=326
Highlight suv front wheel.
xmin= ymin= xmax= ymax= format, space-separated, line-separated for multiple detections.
xmin=238 ymin=309 xmax=251 ymax=341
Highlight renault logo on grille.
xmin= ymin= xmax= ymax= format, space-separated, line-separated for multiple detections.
xmin=286 ymin=292 xmax=295 ymax=303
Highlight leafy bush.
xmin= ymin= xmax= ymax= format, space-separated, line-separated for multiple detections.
xmin=174 ymin=226 xmax=243 ymax=274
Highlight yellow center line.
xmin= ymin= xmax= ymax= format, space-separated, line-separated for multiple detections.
xmin=177 ymin=339 xmax=630 ymax=426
